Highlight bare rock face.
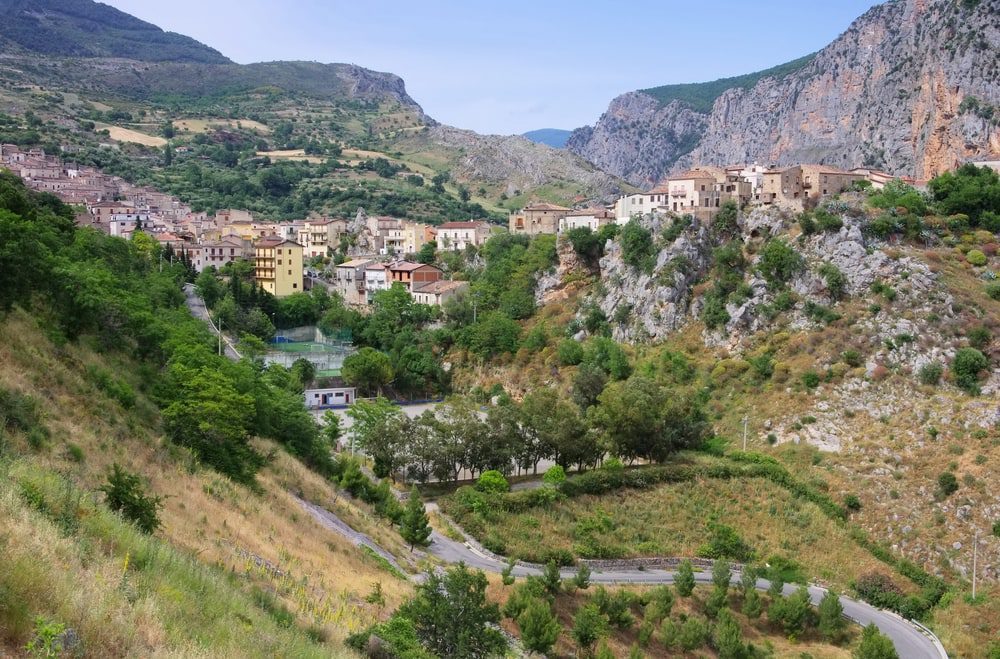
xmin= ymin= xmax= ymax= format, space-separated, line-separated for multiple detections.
xmin=570 ymin=0 xmax=1000 ymax=185
xmin=565 ymin=94 xmax=707 ymax=189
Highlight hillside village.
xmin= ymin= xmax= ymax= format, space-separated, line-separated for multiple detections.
xmin=6 ymin=140 xmax=995 ymax=310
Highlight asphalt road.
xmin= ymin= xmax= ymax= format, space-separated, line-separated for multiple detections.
xmin=300 ymin=496 xmax=947 ymax=658
xmin=426 ymin=526 xmax=945 ymax=658
xmin=183 ymin=284 xmax=241 ymax=360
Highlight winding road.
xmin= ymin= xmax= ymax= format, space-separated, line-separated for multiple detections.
xmin=299 ymin=499 xmax=948 ymax=658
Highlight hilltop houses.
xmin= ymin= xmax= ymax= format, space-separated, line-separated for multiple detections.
xmin=436 ymin=220 xmax=492 ymax=251
xmin=509 ymin=202 xmax=572 ymax=235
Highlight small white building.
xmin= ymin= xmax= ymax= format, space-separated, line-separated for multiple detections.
xmin=411 ymin=280 xmax=469 ymax=307
xmin=364 ymin=262 xmax=390 ymax=303
xmin=558 ymin=208 xmax=615 ymax=233
xmin=304 ymin=386 xmax=357 ymax=409
xmin=435 ymin=221 xmax=492 ymax=251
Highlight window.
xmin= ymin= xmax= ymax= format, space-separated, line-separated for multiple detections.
xmin=293 ymin=283 xmax=298 ymax=289
xmin=288 ymin=270 xmax=292 ymax=275
xmin=278 ymin=259 xmax=282 ymax=265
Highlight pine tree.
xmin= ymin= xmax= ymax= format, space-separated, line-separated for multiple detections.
xmin=501 ymin=557 xmax=516 ymax=586
xmin=712 ymin=558 xmax=732 ymax=591
xmin=675 ymin=559 xmax=695 ymax=597
xmin=517 ymin=598 xmax=561 ymax=655
xmin=541 ymin=559 xmax=562 ymax=595
xmin=818 ymin=590 xmax=846 ymax=643
xmin=573 ymin=563 xmax=592 ymax=589
xmin=400 ymin=486 xmax=431 ymax=550
xmin=571 ymin=604 xmax=607 ymax=654
xmin=854 ymin=623 xmax=899 ymax=659
xmin=742 ymin=589 xmax=763 ymax=619
xmin=712 ymin=609 xmax=747 ymax=659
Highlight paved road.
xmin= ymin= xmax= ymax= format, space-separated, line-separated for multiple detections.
xmin=183 ymin=284 xmax=241 ymax=361
xmin=302 ymin=497 xmax=947 ymax=658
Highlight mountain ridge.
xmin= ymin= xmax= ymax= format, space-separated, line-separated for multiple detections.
xmin=568 ymin=0 xmax=1000 ymax=187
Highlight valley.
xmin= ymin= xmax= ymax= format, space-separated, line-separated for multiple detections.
xmin=0 ymin=0 xmax=998 ymax=658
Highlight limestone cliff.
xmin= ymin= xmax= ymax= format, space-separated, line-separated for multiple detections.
xmin=569 ymin=0 xmax=1000 ymax=186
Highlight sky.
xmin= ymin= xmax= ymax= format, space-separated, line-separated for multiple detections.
xmin=105 ymin=0 xmax=884 ymax=136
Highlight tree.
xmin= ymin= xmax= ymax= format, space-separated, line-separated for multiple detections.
xmin=675 ymin=559 xmax=695 ymax=597
xmin=517 ymin=598 xmax=561 ymax=655
xmin=818 ymin=590 xmax=846 ymax=643
xmin=678 ymin=616 xmax=708 ymax=651
xmin=713 ymin=609 xmax=748 ymax=659
xmin=712 ymin=558 xmax=732 ymax=591
xmin=399 ymin=564 xmax=506 ymax=659
xmin=321 ymin=410 xmax=342 ymax=448
xmin=400 ymin=486 xmax=432 ymax=550
xmin=521 ymin=388 xmax=591 ymax=469
xmin=99 ymin=463 xmax=162 ymax=534
xmin=758 ymin=238 xmax=803 ymax=288
xmin=742 ymin=589 xmax=763 ymax=619
xmin=194 ymin=269 xmax=222 ymax=308
xmin=573 ymin=563 xmax=592 ymax=590
xmin=416 ymin=241 xmax=436 ymax=265
xmin=771 ymin=586 xmax=814 ymax=638
xmin=571 ymin=603 xmax=607 ymax=654
xmin=739 ymin=565 xmax=758 ymax=595
xmin=501 ymin=557 xmax=516 ymax=586
xmin=541 ymin=559 xmax=562 ymax=595
xmin=854 ymin=623 xmax=899 ymax=659
xmin=619 ymin=218 xmax=655 ymax=273
xmin=952 ymin=347 xmax=988 ymax=395
xmin=342 ymin=347 xmax=394 ymax=396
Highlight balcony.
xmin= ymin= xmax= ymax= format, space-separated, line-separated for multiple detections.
xmin=802 ymin=181 xmax=813 ymax=189
xmin=670 ymin=188 xmax=687 ymax=197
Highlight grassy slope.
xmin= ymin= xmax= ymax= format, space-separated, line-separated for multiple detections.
xmin=0 ymin=309 xmax=413 ymax=656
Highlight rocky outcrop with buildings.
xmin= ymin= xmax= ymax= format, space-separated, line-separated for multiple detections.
xmin=569 ymin=0 xmax=1000 ymax=187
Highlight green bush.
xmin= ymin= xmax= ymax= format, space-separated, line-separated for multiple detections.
xmin=986 ymin=282 xmax=1000 ymax=300
xmin=557 ymin=339 xmax=585 ymax=366
xmin=619 ymin=219 xmax=656 ymax=273
xmin=476 ymin=470 xmax=509 ymax=494
xmin=918 ymin=362 xmax=943 ymax=385
xmin=758 ymin=239 xmax=803 ymax=287
xmin=801 ymin=370 xmax=821 ymax=389
xmin=952 ymin=347 xmax=988 ymax=394
xmin=99 ymin=463 xmax=162 ymax=534
xmin=841 ymin=350 xmax=863 ymax=367
xmin=937 ymin=472 xmax=959 ymax=497
xmin=967 ymin=249 xmax=988 ymax=266
xmin=844 ymin=494 xmax=862 ymax=511
xmin=542 ymin=465 xmax=566 ymax=486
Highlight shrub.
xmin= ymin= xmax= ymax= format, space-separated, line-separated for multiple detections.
xmin=854 ymin=572 xmax=903 ymax=610
xmin=818 ymin=263 xmax=847 ymax=300
xmin=698 ymin=523 xmax=754 ymax=562
xmin=952 ymin=347 xmax=988 ymax=394
xmin=543 ymin=465 xmax=566 ymax=486
xmin=966 ymin=249 xmax=988 ymax=266
xmin=986 ymin=282 xmax=1000 ymax=300
xmin=968 ymin=326 xmax=991 ymax=350
xmin=841 ymin=350 xmax=863 ymax=368
xmin=937 ymin=472 xmax=959 ymax=497
xmin=99 ymin=463 xmax=162 ymax=534
xmin=557 ymin=339 xmax=584 ymax=366
xmin=801 ymin=370 xmax=821 ymax=389
xmin=619 ymin=219 xmax=656 ymax=273
xmin=918 ymin=362 xmax=943 ymax=385
xmin=476 ymin=470 xmax=509 ymax=494
xmin=844 ymin=494 xmax=862 ymax=511
xmin=758 ymin=239 xmax=803 ymax=287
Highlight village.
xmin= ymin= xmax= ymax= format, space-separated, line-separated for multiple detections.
xmin=1 ymin=141 xmax=970 ymax=314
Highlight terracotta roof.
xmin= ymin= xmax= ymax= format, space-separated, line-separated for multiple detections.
xmin=365 ymin=262 xmax=388 ymax=271
xmin=337 ymin=258 xmax=375 ymax=268
xmin=647 ymin=182 xmax=671 ymax=195
xmin=255 ymin=238 xmax=300 ymax=248
xmin=413 ymin=280 xmax=468 ymax=294
xmin=523 ymin=202 xmax=571 ymax=211
xmin=438 ymin=221 xmax=490 ymax=229
xmin=388 ymin=261 xmax=437 ymax=272
xmin=670 ymin=167 xmax=723 ymax=181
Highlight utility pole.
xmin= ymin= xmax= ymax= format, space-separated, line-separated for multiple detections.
xmin=972 ymin=529 xmax=979 ymax=599
xmin=742 ymin=416 xmax=748 ymax=451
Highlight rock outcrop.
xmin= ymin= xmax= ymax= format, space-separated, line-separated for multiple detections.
xmin=570 ymin=0 xmax=1000 ymax=186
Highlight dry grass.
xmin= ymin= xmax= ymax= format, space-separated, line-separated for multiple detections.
xmin=480 ymin=476 xmax=887 ymax=593
xmin=175 ymin=118 xmax=271 ymax=134
xmin=0 ymin=309 xmax=412 ymax=654
xmin=95 ymin=123 xmax=167 ymax=147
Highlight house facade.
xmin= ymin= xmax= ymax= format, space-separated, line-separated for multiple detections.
xmin=411 ymin=280 xmax=469 ymax=307
xmin=193 ymin=239 xmax=244 ymax=272
xmin=435 ymin=221 xmax=492 ymax=251
xmin=333 ymin=258 xmax=374 ymax=306
xmin=558 ymin=208 xmax=616 ymax=233
xmin=387 ymin=261 xmax=443 ymax=292
xmin=509 ymin=202 xmax=571 ymax=235
xmin=254 ymin=238 xmax=303 ymax=298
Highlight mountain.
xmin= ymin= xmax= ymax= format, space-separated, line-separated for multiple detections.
xmin=0 ymin=0 xmax=230 ymax=64
xmin=522 ymin=128 xmax=572 ymax=148
xmin=568 ymin=0 xmax=1000 ymax=187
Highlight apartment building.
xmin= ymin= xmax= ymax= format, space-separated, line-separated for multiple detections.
xmin=254 ymin=238 xmax=303 ymax=298
xmin=509 ymin=202 xmax=571 ymax=235
xmin=332 ymin=258 xmax=375 ymax=306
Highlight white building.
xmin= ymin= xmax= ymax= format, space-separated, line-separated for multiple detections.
xmin=435 ymin=221 xmax=492 ymax=251
xmin=304 ymin=386 xmax=357 ymax=409
xmin=558 ymin=208 xmax=615 ymax=233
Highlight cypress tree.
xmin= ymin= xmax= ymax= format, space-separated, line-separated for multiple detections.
xmin=400 ymin=486 xmax=431 ymax=550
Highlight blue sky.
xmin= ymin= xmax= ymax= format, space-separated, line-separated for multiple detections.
xmin=106 ymin=0 xmax=883 ymax=135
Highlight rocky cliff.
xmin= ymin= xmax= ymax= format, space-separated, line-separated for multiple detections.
xmin=569 ymin=0 xmax=1000 ymax=186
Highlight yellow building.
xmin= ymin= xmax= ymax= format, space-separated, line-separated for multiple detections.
xmin=254 ymin=238 xmax=303 ymax=298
